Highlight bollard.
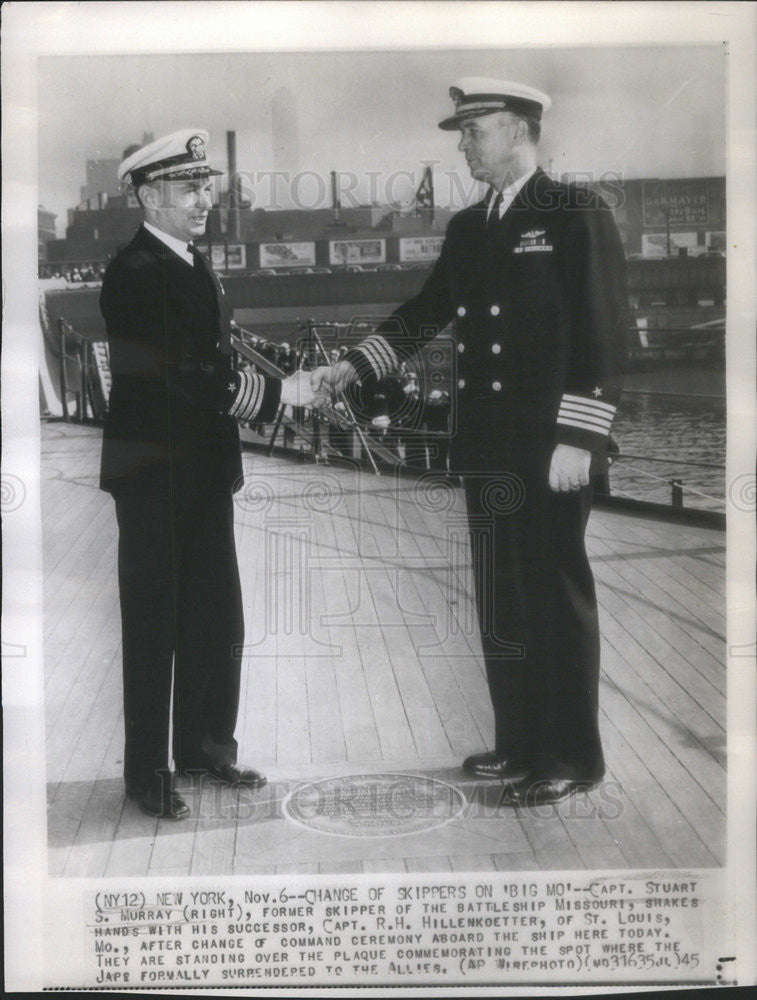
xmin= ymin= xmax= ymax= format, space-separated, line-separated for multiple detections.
xmin=671 ymin=479 xmax=684 ymax=508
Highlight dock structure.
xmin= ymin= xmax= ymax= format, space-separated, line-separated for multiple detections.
xmin=44 ymin=422 xmax=725 ymax=877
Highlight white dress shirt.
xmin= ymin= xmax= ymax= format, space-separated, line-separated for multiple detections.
xmin=486 ymin=166 xmax=537 ymax=223
xmin=143 ymin=221 xmax=194 ymax=265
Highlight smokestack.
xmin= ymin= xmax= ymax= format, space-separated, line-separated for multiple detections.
xmin=227 ymin=130 xmax=239 ymax=240
xmin=331 ymin=170 xmax=340 ymax=224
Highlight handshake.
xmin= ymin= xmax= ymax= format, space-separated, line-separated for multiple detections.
xmin=279 ymin=361 xmax=357 ymax=410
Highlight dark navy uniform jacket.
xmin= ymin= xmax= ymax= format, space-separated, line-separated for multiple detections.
xmin=100 ymin=225 xmax=282 ymax=495
xmin=345 ymin=168 xmax=627 ymax=475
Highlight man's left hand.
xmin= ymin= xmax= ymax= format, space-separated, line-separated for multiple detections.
xmin=548 ymin=444 xmax=592 ymax=492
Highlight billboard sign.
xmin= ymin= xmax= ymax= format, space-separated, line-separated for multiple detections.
xmin=329 ymin=239 xmax=386 ymax=265
xmin=399 ymin=236 xmax=444 ymax=262
xmin=642 ymin=179 xmax=710 ymax=226
xmin=259 ymin=241 xmax=316 ymax=268
xmin=641 ymin=231 xmax=699 ymax=258
xmin=209 ymin=244 xmax=247 ymax=270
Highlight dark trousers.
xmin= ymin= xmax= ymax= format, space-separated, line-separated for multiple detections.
xmin=463 ymin=474 xmax=604 ymax=782
xmin=114 ymin=489 xmax=244 ymax=791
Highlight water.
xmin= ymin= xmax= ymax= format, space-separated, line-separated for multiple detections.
xmin=609 ymin=388 xmax=725 ymax=511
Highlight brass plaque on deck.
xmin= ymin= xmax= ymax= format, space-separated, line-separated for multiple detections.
xmin=282 ymin=773 xmax=466 ymax=838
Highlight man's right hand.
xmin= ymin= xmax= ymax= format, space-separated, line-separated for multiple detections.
xmin=321 ymin=360 xmax=358 ymax=397
xmin=280 ymin=367 xmax=330 ymax=408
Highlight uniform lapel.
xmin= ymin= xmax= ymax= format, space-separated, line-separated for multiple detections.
xmin=191 ymin=246 xmax=233 ymax=351
xmin=487 ymin=168 xmax=545 ymax=230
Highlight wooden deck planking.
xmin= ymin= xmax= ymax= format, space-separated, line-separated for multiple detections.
xmin=557 ymin=790 xmax=630 ymax=870
xmin=593 ymin=511 xmax=725 ymax=590
xmin=386 ymin=484 xmax=492 ymax=756
xmin=105 ymin=796 xmax=159 ymax=877
xmin=339 ymin=486 xmax=424 ymax=763
xmin=145 ymin=791 xmax=202 ymax=877
xmin=514 ymin=808 xmax=586 ymax=872
xmin=309 ymin=480 xmax=386 ymax=765
xmin=363 ymin=858 xmax=407 ymax=873
xmin=491 ymin=851 xmax=542 ymax=871
xmin=594 ymin=552 xmax=725 ymax=702
xmin=600 ymin=609 xmax=726 ymax=783
xmin=42 ymin=468 xmax=104 ymax=576
xmin=597 ymin=667 xmax=723 ymax=867
xmin=405 ymin=856 xmax=453 ymax=873
xmin=233 ymin=809 xmax=306 ymax=873
xmin=43 ymin=537 xmax=119 ymax=704
xmin=362 ymin=490 xmax=453 ymax=759
xmin=599 ymin=599 xmax=725 ymax=737
xmin=231 ymin=507 xmax=267 ymax=764
xmin=43 ymin=514 xmax=118 ymax=699
xmin=597 ymin=533 xmax=726 ymax=634
xmin=188 ymin=793 xmax=239 ymax=877
xmin=597 ymin=724 xmax=685 ymax=869
xmin=41 ymin=424 xmax=726 ymax=875
xmin=62 ymin=780 xmax=126 ymax=878
xmin=299 ymin=504 xmax=350 ymax=764
xmin=600 ymin=633 xmax=726 ymax=815
xmin=43 ymin=487 xmax=113 ymax=628
xmin=320 ymin=860 xmax=364 ymax=874
xmin=48 ymin=779 xmax=98 ymax=876
xmin=597 ymin=532 xmax=725 ymax=644
xmin=591 ymin=533 xmax=725 ymax=682
xmin=46 ymin=632 xmax=121 ymax=784
xmin=593 ymin=746 xmax=677 ymax=869
xmin=50 ymin=645 xmax=122 ymax=786
xmin=449 ymin=853 xmax=499 ymax=872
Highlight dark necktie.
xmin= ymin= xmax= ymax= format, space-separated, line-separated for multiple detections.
xmin=487 ymin=190 xmax=503 ymax=228
xmin=187 ymin=243 xmax=220 ymax=315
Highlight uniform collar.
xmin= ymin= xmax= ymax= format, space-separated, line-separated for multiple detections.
xmin=486 ymin=166 xmax=538 ymax=222
xmin=143 ymin=221 xmax=194 ymax=265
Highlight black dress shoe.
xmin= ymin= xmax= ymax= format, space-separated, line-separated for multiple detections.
xmin=505 ymin=776 xmax=597 ymax=806
xmin=126 ymin=785 xmax=190 ymax=820
xmin=462 ymin=751 xmax=531 ymax=782
xmin=180 ymin=763 xmax=267 ymax=788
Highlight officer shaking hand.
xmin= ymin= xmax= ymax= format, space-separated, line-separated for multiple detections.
xmin=321 ymin=77 xmax=627 ymax=807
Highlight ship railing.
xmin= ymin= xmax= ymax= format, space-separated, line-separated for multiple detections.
xmin=230 ymin=322 xmax=724 ymax=521
xmin=600 ymin=452 xmax=725 ymax=510
xmin=57 ymin=318 xmax=90 ymax=422
xmin=627 ymin=322 xmax=724 ymax=362
xmin=56 ymin=318 xmax=109 ymax=423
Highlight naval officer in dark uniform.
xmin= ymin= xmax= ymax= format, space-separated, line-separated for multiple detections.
xmin=100 ymin=129 xmax=324 ymax=819
xmin=324 ymin=79 xmax=627 ymax=805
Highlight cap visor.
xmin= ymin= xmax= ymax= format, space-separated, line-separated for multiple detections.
xmin=438 ymin=107 xmax=502 ymax=130
xmin=157 ymin=166 xmax=225 ymax=180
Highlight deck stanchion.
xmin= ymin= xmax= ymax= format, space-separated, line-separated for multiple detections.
xmin=58 ymin=319 xmax=69 ymax=423
xmin=79 ymin=341 xmax=89 ymax=422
